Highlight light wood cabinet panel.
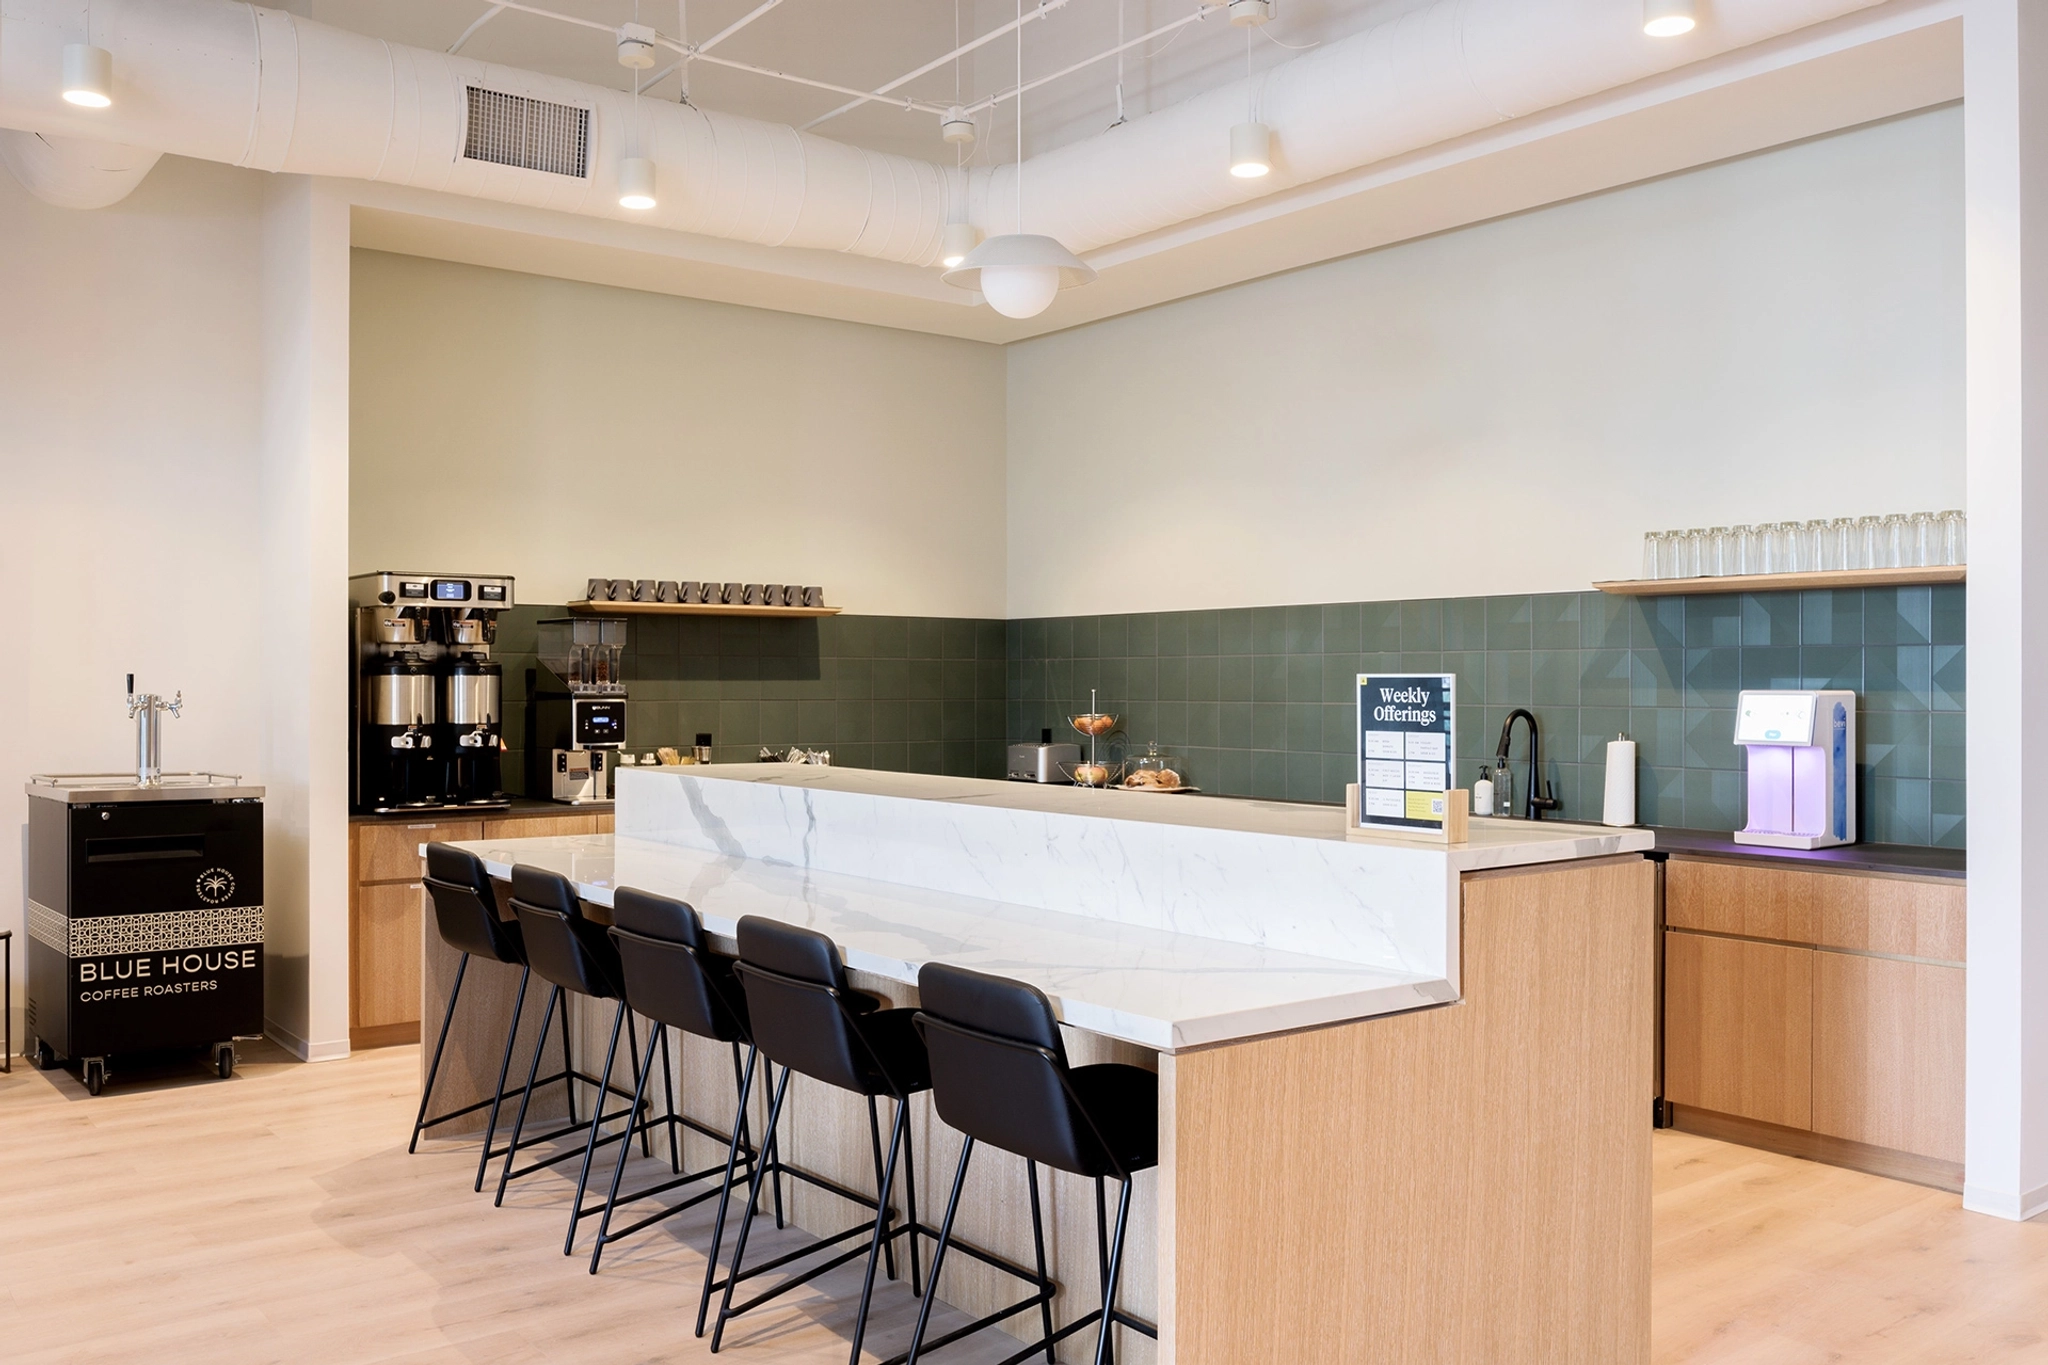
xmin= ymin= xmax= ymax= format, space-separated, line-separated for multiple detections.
xmin=355 ymin=880 xmax=424 ymax=1031
xmin=1813 ymin=952 xmax=1966 ymax=1163
xmin=1666 ymin=859 xmax=1820 ymax=943
xmin=481 ymin=813 xmax=600 ymax=841
xmin=1664 ymin=932 xmax=1813 ymax=1130
xmin=1815 ymin=875 xmax=1965 ymax=963
xmin=358 ymin=819 xmax=483 ymax=883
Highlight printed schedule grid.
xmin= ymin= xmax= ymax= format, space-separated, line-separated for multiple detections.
xmin=1361 ymin=728 xmax=1449 ymax=822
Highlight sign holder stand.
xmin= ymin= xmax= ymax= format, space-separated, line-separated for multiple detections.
xmin=1346 ymin=783 xmax=1469 ymax=844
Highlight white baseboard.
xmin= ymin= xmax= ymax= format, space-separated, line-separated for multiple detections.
xmin=263 ymin=1018 xmax=351 ymax=1063
xmin=1963 ymin=1179 xmax=2048 ymax=1222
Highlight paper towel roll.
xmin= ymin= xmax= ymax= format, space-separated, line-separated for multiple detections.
xmin=1602 ymin=737 xmax=1637 ymax=827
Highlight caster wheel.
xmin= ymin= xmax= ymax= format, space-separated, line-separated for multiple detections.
xmin=82 ymin=1058 xmax=106 ymax=1096
xmin=28 ymin=1036 xmax=55 ymax=1071
xmin=215 ymin=1044 xmax=236 ymax=1080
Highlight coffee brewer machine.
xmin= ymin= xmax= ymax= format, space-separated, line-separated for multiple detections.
xmin=349 ymin=571 xmax=515 ymax=814
xmin=528 ymin=616 xmax=628 ymax=804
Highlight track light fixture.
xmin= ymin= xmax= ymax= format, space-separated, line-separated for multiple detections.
xmin=62 ymin=43 xmax=113 ymax=108
xmin=1229 ymin=121 xmax=1271 ymax=178
xmin=1643 ymin=0 xmax=1696 ymax=37
xmin=619 ymin=156 xmax=657 ymax=210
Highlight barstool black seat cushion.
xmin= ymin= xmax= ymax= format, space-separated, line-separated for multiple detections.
xmin=510 ymin=864 xmax=624 ymax=1001
xmin=917 ymin=961 xmax=1159 ymax=1179
xmin=610 ymin=886 xmax=749 ymax=1043
xmin=735 ymin=916 xmax=927 ymax=1098
xmin=423 ymin=843 xmax=524 ymax=965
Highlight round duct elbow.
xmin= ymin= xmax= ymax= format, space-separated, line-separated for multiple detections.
xmin=0 ymin=131 xmax=162 ymax=209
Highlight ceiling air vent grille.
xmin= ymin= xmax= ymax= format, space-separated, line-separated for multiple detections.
xmin=463 ymin=87 xmax=590 ymax=178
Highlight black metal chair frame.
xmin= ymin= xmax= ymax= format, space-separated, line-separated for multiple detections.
xmin=708 ymin=961 xmax=1054 ymax=1365
xmin=410 ymin=869 xmax=586 ymax=1195
xmin=905 ymin=1013 xmax=1160 ymax=1365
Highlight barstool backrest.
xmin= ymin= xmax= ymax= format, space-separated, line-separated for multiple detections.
xmin=509 ymin=864 xmax=623 ymax=1000
xmin=915 ymin=962 xmax=1116 ymax=1179
xmin=423 ymin=843 xmax=523 ymax=965
xmin=609 ymin=887 xmax=748 ymax=1043
xmin=733 ymin=916 xmax=891 ymax=1094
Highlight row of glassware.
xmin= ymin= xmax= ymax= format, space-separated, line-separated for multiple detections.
xmin=1640 ymin=511 xmax=1965 ymax=580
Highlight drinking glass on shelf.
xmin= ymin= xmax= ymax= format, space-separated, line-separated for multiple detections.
xmin=1704 ymin=527 xmax=1732 ymax=577
xmin=1731 ymin=525 xmax=1758 ymax=576
xmin=1821 ymin=517 xmax=1851 ymax=571
xmin=1759 ymin=523 xmax=1792 ymax=574
xmin=1939 ymin=509 xmax=1966 ymax=565
xmin=1881 ymin=513 xmax=1912 ymax=568
xmin=1681 ymin=528 xmax=1710 ymax=579
xmin=1852 ymin=515 xmax=1885 ymax=570
xmin=1642 ymin=532 xmax=1667 ymax=580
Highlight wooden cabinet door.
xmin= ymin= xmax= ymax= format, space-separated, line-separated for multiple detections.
xmin=1814 ymin=876 xmax=1965 ymax=963
xmin=1664 ymin=931 xmax=1813 ymax=1129
xmin=355 ymin=880 xmax=424 ymax=1030
xmin=1812 ymin=951 xmax=1966 ymax=1162
xmin=1665 ymin=858 xmax=1821 ymax=943
xmin=358 ymin=819 xmax=484 ymax=882
xmin=481 ymin=813 xmax=600 ymax=841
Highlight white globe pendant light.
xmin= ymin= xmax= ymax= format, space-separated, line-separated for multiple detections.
xmin=941 ymin=0 xmax=1093 ymax=320
xmin=62 ymin=43 xmax=113 ymax=108
xmin=1643 ymin=0 xmax=1695 ymax=37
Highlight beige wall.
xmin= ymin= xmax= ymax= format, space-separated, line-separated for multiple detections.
xmin=1005 ymin=106 xmax=1966 ymax=618
xmin=350 ymin=251 xmax=1009 ymax=616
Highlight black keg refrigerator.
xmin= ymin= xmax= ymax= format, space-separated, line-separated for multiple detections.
xmin=24 ymin=680 xmax=264 ymax=1095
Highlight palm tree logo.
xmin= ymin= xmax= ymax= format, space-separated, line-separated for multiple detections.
xmin=196 ymin=869 xmax=236 ymax=905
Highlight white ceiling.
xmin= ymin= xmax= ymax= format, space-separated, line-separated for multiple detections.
xmin=285 ymin=0 xmax=1424 ymax=162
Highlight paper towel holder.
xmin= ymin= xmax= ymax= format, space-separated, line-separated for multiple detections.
xmin=1601 ymin=733 xmax=1639 ymax=828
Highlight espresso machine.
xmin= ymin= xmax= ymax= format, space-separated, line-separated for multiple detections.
xmin=349 ymin=571 xmax=514 ymax=814
xmin=528 ymin=616 xmax=628 ymax=804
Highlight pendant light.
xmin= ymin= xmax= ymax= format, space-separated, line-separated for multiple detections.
xmin=942 ymin=0 xmax=1094 ymax=319
xmin=62 ymin=43 xmax=113 ymax=108
xmin=619 ymin=157 xmax=657 ymax=210
xmin=1227 ymin=27 xmax=1270 ymax=178
xmin=941 ymin=221 xmax=981 ymax=270
xmin=938 ymin=3 xmax=980 ymax=270
xmin=617 ymin=4 xmax=657 ymax=210
xmin=1643 ymin=0 xmax=1695 ymax=37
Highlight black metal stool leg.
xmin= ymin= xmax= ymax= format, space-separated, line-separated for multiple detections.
xmin=847 ymin=1094 xmax=911 ymax=1365
xmin=495 ymin=983 xmax=562 ymax=1207
xmin=768 ymin=1060 xmax=786 ymax=1230
xmin=904 ymin=1136 xmax=975 ymax=1365
xmin=660 ymin=1026 xmax=682 ymax=1174
xmin=696 ymin=1042 xmax=762 ymax=1338
xmin=1093 ymin=1177 xmax=1136 ymax=1365
xmin=1027 ymin=1159 xmax=1056 ymax=1364
xmin=559 ymin=993 xmax=579 ymax=1128
xmin=474 ymin=965 xmax=531 ymax=1192
xmin=580 ymin=1003 xmax=653 ymax=1266
xmin=901 ymin=1096 xmax=923 ymax=1298
xmin=866 ymin=1095 xmax=897 ymax=1282
xmin=712 ymin=1063 xmax=794 ymax=1352
xmin=565 ymin=999 xmax=632 ymax=1256
xmin=409 ymin=952 xmax=469 ymax=1154
xmin=625 ymin=1009 xmax=652 ymax=1159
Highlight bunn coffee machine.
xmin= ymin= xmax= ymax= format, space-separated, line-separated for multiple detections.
xmin=528 ymin=616 xmax=628 ymax=804
xmin=349 ymin=571 xmax=514 ymax=814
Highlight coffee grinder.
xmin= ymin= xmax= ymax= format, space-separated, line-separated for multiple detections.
xmin=349 ymin=571 xmax=514 ymax=814
xmin=528 ymin=616 xmax=628 ymax=804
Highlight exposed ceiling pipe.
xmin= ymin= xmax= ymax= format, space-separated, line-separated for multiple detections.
xmin=0 ymin=129 xmax=160 ymax=208
xmin=0 ymin=0 xmax=1887 ymax=265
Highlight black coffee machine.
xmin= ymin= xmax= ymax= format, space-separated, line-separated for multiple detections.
xmin=349 ymin=572 xmax=514 ymax=814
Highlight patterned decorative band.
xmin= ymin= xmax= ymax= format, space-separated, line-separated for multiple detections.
xmin=25 ymin=900 xmax=265 ymax=959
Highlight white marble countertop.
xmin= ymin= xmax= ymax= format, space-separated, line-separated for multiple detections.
xmin=448 ymin=831 xmax=1455 ymax=1052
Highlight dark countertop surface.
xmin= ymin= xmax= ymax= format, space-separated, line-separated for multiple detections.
xmin=1651 ymin=826 xmax=1965 ymax=879
xmin=350 ymin=798 xmax=612 ymax=825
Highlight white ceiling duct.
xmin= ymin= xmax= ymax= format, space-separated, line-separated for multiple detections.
xmin=0 ymin=130 xmax=160 ymax=209
xmin=0 ymin=0 xmax=1886 ymax=267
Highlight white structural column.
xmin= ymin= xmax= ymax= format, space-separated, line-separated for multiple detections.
xmin=259 ymin=175 xmax=353 ymax=1061
xmin=1964 ymin=0 xmax=2048 ymax=1219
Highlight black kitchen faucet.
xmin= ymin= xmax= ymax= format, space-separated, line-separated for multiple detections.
xmin=1496 ymin=708 xmax=1562 ymax=820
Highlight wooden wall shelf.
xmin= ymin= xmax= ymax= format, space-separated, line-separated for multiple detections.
xmin=1594 ymin=566 xmax=1965 ymax=596
xmin=565 ymin=599 xmax=841 ymax=618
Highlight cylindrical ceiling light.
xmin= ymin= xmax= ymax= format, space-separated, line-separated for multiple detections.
xmin=618 ymin=156 xmax=657 ymax=210
xmin=62 ymin=43 xmax=113 ymax=108
xmin=1229 ymin=121 xmax=1271 ymax=178
xmin=941 ymin=222 xmax=981 ymax=270
xmin=1643 ymin=0 xmax=1696 ymax=37
xmin=945 ymin=234 xmax=1094 ymax=319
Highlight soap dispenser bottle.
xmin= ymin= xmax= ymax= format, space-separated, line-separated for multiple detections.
xmin=1472 ymin=765 xmax=1494 ymax=816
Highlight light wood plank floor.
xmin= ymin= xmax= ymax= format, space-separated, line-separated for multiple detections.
xmin=8 ymin=1042 xmax=2048 ymax=1363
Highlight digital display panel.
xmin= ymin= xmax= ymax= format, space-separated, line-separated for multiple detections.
xmin=398 ymin=581 xmax=429 ymax=599
xmin=1735 ymin=691 xmax=1816 ymax=745
xmin=477 ymin=584 xmax=507 ymax=602
xmin=431 ymin=579 xmax=471 ymax=602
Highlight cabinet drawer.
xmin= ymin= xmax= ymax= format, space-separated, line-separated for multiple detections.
xmin=1666 ymin=858 xmax=1821 ymax=942
xmin=358 ymin=819 xmax=483 ymax=883
xmin=1812 ymin=952 xmax=1965 ymax=1163
xmin=1664 ymin=931 xmax=1812 ymax=1130
xmin=355 ymin=880 xmax=424 ymax=1030
xmin=482 ymin=813 xmax=600 ymax=841
xmin=1814 ymin=875 xmax=1965 ymax=963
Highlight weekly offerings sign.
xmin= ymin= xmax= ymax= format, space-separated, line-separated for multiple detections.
xmin=1356 ymin=674 xmax=1456 ymax=832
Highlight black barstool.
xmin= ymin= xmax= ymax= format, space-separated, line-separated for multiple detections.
xmin=906 ymin=963 xmax=1160 ymax=1365
xmin=583 ymin=886 xmax=777 ymax=1276
xmin=411 ymin=843 xmax=576 ymax=1194
xmin=708 ymin=917 xmax=938 ymax=1363
xmin=493 ymin=865 xmax=655 ymax=1251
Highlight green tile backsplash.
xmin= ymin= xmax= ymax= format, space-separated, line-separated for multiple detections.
xmin=1007 ymin=586 xmax=1966 ymax=849
xmin=494 ymin=607 xmax=1009 ymax=795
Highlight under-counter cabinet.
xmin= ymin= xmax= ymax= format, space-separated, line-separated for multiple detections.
xmin=1662 ymin=855 xmax=1965 ymax=1189
xmin=347 ymin=810 xmax=612 ymax=1049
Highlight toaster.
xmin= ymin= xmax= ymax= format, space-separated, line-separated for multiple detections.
xmin=1008 ymin=736 xmax=1081 ymax=783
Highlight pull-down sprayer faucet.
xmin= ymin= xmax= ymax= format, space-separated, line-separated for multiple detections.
xmin=1496 ymin=708 xmax=1561 ymax=820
